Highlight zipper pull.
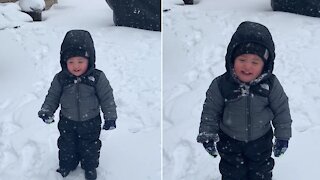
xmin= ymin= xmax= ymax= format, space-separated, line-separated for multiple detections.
xmin=74 ymin=77 xmax=81 ymax=84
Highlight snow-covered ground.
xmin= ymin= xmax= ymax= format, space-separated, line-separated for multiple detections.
xmin=3 ymin=0 xmax=320 ymax=179
xmin=0 ymin=0 xmax=160 ymax=180
xmin=163 ymin=0 xmax=320 ymax=180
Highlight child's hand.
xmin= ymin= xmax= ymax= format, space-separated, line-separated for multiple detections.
xmin=203 ymin=140 xmax=218 ymax=157
xmin=38 ymin=110 xmax=55 ymax=124
xmin=273 ymin=139 xmax=288 ymax=157
xmin=103 ymin=120 xmax=116 ymax=130
xmin=43 ymin=116 xmax=55 ymax=124
xmin=197 ymin=133 xmax=219 ymax=157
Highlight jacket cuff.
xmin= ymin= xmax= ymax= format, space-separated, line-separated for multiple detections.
xmin=197 ymin=132 xmax=219 ymax=143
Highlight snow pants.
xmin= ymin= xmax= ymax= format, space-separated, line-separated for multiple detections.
xmin=57 ymin=115 xmax=102 ymax=171
xmin=216 ymin=129 xmax=274 ymax=180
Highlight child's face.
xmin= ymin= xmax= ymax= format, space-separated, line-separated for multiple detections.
xmin=234 ymin=54 xmax=264 ymax=83
xmin=66 ymin=57 xmax=89 ymax=77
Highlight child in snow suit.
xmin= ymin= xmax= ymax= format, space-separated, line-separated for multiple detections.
xmin=197 ymin=21 xmax=292 ymax=180
xmin=38 ymin=30 xmax=117 ymax=180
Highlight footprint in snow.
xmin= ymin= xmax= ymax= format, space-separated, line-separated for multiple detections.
xmin=184 ymin=27 xmax=203 ymax=48
xmin=172 ymin=140 xmax=196 ymax=179
xmin=19 ymin=141 xmax=42 ymax=173
xmin=0 ymin=147 xmax=18 ymax=171
xmin=165 ymin=83 xmax=192 ymax=103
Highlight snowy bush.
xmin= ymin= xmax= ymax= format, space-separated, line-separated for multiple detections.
xmin=19 ymin=0 xmax=45 ymax=12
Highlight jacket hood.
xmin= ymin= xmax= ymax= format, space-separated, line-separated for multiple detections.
xmin=60 ymin=30 xmax=96 ymax=73
xmin=225 ymin=21 xmax=276 ymax=82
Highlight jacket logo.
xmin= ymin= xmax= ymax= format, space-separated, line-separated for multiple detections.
xmin=88 ymin=76 xmax=95 ymax=82
xmin=260 ymin=83 xmax=269 ymax=90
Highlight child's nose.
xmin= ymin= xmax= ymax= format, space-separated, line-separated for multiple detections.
xmin=244 ymin=62 xmax=252 ymax=69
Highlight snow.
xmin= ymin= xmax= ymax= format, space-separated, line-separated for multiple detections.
xmin=2 ymin=0 xmax=320 ymax=179
xmin=0 ymin=0 xmax=160 ymax=180
xmin=164 ymin=0 xmax=320 ymax=180
xmin=0 ymin=3 xmax=32 ymax=30
xmin=19 ymin=0 xmax=45 ymax=12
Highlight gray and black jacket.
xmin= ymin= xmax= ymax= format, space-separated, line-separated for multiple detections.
xmin=40 ymin=30 xmax=117 ymax=122
xmin=197 ymin=21 xmax=292 ymax=142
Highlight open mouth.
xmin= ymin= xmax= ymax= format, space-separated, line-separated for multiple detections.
xmin=241 ymin=71 xmax=252 ymax=76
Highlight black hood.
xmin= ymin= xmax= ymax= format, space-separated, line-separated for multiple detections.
xmin=225 ymin=21 xmax=276 ymax=81
xmin=60 ymin=30 xmax=96 ymax=72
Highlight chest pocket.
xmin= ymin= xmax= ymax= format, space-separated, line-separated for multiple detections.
xmin=79 ymin=84 xmax=99 ymax=110
xmin=60 ymin=85 xmax=77 ymax=109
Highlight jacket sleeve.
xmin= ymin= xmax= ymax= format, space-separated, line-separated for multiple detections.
xmin=96 ymin=72 xmax=117 ymax=121
xmin=40 ymin=74 xmax=62 ymax=116
xmin=105 ymin=0 xmax=115 ymax=10
xmin=197 ymin=78 xmax=225 ymax=143
xmin=269 ymin=76 xmax=292 ymax=140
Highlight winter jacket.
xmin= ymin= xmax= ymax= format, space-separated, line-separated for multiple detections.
xmin=40 ymin=30 xmax=117 ymax=122
xmin=197 ymin=21 xmax=292 ymax=142
xmin=105 ymin=0 xmax=161 ymax=31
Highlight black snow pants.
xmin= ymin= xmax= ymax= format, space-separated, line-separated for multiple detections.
xmin=57 ymin=115 xmax=102 ymax=171
xmin=216 ymin=129 xmax=274 ymax=180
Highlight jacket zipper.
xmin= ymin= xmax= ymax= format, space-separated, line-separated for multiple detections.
xmin=76 ymin=77 xmax=81 ymax=121
xmin=247 ymin=95 xmax=252 ymax=141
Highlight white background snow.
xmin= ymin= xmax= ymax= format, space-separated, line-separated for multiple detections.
xmin=0 ymin=0 xmax=160 ymax=180
xmin=2 ymin=0 xmax=320 ymax=180
xmin=164 ymin=0 xmax=320 ymax=180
